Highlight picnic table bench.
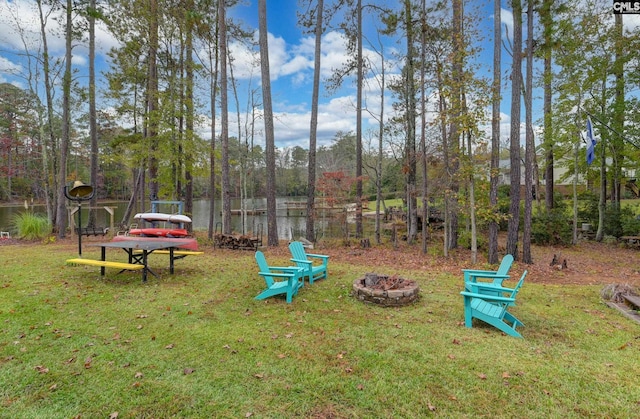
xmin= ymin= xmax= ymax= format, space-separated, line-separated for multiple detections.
xmin=133 ymin=249 xmax=204 ymax=259
xmin=619 ymin=236 xmax=640 ymax=247
xmin=77 ymin=227 xmax=108 ymax=236
xmin=66 ymin=258 xmax=144 ymax=272
xmin=623 ymin=294 xmax=640 ymax=310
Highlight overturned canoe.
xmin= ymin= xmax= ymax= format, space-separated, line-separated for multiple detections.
xmin=133 ymin=212 xmax=192 ymax=224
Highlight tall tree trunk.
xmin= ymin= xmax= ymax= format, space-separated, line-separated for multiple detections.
xmin=355 ymin=0 xmax=363 ymax=239
xmin=147 ymin=0 xmax=159 ymax=203
xmin=88 ymin=0 xmax=98 ymax=228
xmin=404 ymin=0 xmax=418 ymax=244
xmin=596 ymin=102 xmax=606 ymax=242
xmin=506 ymin=0 xmax=522 ymax=259
xmin=37 ymin=0 xmax=56 ymax=224
xmin=184 ymin=5 xmax=195 ymax=231
xmin=219 ymin=0 xmax=231 ymax=234
xmin=259 ymin=0 xmax=279 ymax=246
xmin=420 ymin=0 xmax=428 ymax=254
xmin=488 ymin=0 xmax=501 ymax=264
xmin=611 ymin=14 xmax=624 ymax=209
xmin=207 ymin=28 xmax=219 ymax=240
xmin=522 ymin=0 xmax=534 ymax=264
xmin=55 ymin=0 xmax=73 ymax=238
xmin=306 ymin=0 xmax=324 ymax=243
xmin=464 ymin=96 xmax=477 ymax=264
xmin=542 ymin=0 xmax=554 ymax=211
xmin=448 ymin=0 xmax=463 ymax=250
xmin=436 ymin=59 xmax=449 ymax=256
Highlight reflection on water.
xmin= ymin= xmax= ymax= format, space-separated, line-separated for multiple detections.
xmin=0 ymin=197 xmax=354 ymax=240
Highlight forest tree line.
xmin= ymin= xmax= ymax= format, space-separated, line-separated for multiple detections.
xmin=1 ymin=0 xmax=639 ymax=262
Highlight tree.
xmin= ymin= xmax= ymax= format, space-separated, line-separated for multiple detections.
xmin=541 ymin=0 xmax=554 ymax=212
xmin=219 ymin=0 xmax=232 ymax=234
xmin=355 ymin=0 xmax=364 ymax=239
xmin=303 ymin=0 xmax=324 ymax=243
xmin=147 ymin=0 xmax=160 ymax=203
xmin=446 ymin=0 xmax=463 ymax=252
xmin=419 ymin=0 xmax=428 ymax=254
xmin=55 ymin=0 xmax=74 ymax=238
xmin=258 ymin=0 xmax=278 ymax=246
xmin=506 ymin=0 xmax=523 ymax=259
xmin=36 ymin=0 xmax=58 ymax=222
xmin=0 ymin=84 xmax=40 ymax=200
xmin=488 ymin=0 xmax=501 ymax=264
xmin=87 ymin=0 xmax=99 ymax=228
xmin=522 ymin=0 xmax=534 ymax=264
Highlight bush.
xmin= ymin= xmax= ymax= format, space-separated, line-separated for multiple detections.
xmin=458 ymin=229 xmax=487 ymax=250
xmin=619 ymin=205 xmax=640 ymax=236
xmin=577 ymin=190 xmax=599 ymax=226
xmin=12 ymin=212 xmax=52 ymax=240
xmin=532 ymin=208 xmax=573 ymax=245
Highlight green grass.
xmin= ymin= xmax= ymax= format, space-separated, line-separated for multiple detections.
xmin=1 ymin=242 xmax=639 ymax=418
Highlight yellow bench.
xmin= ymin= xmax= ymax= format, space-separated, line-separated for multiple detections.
xmin=133 ymin=249 xmax=204 ymax=258
xmin=66 ymin=258 xmax=144 ymax=271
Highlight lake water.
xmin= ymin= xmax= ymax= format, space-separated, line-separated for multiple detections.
xmin=0 ymin=197 xmax=350 ymax=240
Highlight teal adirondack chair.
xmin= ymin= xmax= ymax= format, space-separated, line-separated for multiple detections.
xmin=288 ymin=241 xmax=329 ymax=284
xmin=463 ymin=254 xmax=514 ymax=296
xmin=460 ymin=270 xmax=527 ymax=338
xmin=254 ymin=251 xmax=303 ymax=303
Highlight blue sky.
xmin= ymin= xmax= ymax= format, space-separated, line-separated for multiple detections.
xmin=2 ymin=0 xmax=636 ymax=153
xmin=0 ymin=0 xmax=502 ymax=151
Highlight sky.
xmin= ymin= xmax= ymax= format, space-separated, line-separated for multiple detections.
xmin=1 ymin=0 xmax=637 ymax=153
xmin=0 ymin=0 xmax=498 ymax=151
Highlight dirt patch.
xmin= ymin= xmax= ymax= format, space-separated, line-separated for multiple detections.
xmin=272 ymin=239 xmax=640 ymax=287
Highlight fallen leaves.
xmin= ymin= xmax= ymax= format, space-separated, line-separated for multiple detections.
xmin=34 ymin=365 xmax=49 ymax=374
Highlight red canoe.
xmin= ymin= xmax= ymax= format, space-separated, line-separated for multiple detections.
xmin=128 ymin=228 xmax=189 ymax=238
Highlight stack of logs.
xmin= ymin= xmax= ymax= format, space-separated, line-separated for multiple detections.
xmin=214 ymin=233 xmax=260 ymax=250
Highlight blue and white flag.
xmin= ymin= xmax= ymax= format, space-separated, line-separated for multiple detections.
xmin=586 ymin=117 xmax=597 ymax=165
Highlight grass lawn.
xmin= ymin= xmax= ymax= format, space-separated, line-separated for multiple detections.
xmin=1 ymin=238 xmax=639 ymax=418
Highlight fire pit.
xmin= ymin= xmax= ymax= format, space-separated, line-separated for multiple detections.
xmin=352 ymin=273 xmax=420 ymax=307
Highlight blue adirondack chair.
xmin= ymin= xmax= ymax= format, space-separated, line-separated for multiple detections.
xmin=288 ymin=241 xmax=329 ymax=284
xmin=460 ymin=270 xmax=527 ymax=338
xmin=463 ymin=254 xmax=514 ymax=296
xmin=254 ymin=251 xmax=303 ymax=303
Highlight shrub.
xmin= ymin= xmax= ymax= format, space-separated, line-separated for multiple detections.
xmin=12 ymin=212 xmax=52 ymax=240
xmin=619 ymin=205 xmax=640 ymax=236
xmin=458 ymin=229 xmax=487 ymax=250
xmin=532 ymin=208 xmax=573 ymax=245
xmin=577 ymin=190 xmax=599 ymax=226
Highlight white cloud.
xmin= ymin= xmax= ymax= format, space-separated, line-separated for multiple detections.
xmin=624 ymin=14 xmax=640 ymax=31
xmin=0 ymin=55 xmax=22 ymax=74
xmin=500 ymin=8 xmax=514 ymax=39
xmin=0 ymin=0 xmax=119 ymax=71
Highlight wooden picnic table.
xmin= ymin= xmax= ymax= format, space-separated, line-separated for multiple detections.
xmin=619 ymin=236 xmax=640 ymax=246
